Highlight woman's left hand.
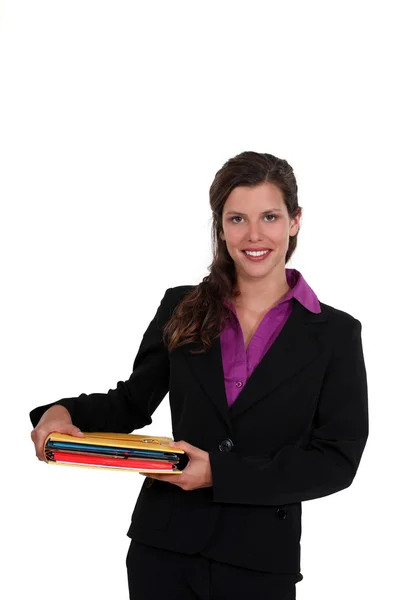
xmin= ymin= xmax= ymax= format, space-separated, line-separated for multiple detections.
xmin=139 ymin=441 xmax=213 ymax=491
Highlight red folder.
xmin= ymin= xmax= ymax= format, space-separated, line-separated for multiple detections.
xmin=52 ymin=451 xmax=174 ymax=470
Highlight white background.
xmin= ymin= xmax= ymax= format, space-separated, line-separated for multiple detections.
xmin=1 ymin=1 xmax=398 ymax=598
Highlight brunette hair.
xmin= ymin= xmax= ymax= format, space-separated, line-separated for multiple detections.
xmin=162 ymin=151 xmax=302 ymax=354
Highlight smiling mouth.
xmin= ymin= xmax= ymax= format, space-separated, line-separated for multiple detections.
xmin=241 ymin=249 xmax=272 ymax=264
xmin=242 ymin=249 xmax=271 ymax=255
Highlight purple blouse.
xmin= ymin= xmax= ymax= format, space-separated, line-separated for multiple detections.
xmin=220 ymin=268 xmax=321 ymax=408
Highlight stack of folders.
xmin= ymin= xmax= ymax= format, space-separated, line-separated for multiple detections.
xmin=44 ymin=432 xmax=187 ymax=474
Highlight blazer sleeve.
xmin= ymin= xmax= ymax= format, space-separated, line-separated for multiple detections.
xmin=209 ymin=318 xmax=369 ymax=506
xmin=29 ymin=287 xmax=175 ymax=432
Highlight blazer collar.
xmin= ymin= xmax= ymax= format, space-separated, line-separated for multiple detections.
xmin=179 ymin=298 xmax=328 ymax=431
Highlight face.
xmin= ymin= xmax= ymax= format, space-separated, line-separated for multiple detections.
xmin=220 ymin=182 xmax=301 ymax=282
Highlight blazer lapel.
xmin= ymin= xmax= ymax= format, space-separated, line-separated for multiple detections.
xmin=180 ymin=298 xmax=328 ymax=429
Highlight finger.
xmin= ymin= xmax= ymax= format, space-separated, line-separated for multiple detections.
xmin=31 ymin=432 xmax=47 ymax=461
xmin=173 ymin=441 xmax=203 ymax=458
xmin=56 ymin=425 xmax=85 ymax=437
xmin=147 ymin=474 xmax=183 ymax=487
xmin=35 ymin=442 xmax=47 ymax=461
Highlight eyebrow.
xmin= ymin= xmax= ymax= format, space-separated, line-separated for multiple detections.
xmin=225 ymin=208 xmax=283 ymax=216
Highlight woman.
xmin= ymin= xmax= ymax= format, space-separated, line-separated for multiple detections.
xmin=30 ymin=151 xmax=369 ymax=599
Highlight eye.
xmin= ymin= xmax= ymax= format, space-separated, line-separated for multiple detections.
xmin=230 ymin=214 xmax=277 ymax=224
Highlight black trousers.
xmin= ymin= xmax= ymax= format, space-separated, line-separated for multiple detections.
xmin=126 ymin=539 xmax=298 ymax=599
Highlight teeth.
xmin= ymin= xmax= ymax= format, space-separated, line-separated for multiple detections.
xmin=244 ymin=250 xmax=270 ymax=257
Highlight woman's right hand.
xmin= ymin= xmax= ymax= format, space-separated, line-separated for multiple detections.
xmin=30 ymin=404 xmax=85 ymax=461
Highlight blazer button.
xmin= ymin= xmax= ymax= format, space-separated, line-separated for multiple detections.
xmin=219 ymin=439 xmax=234 ymax=452
xmin=276 ymin=508 xmax=287 ymax=520
xmin=145 ymin=477 xmax=154 ymax=488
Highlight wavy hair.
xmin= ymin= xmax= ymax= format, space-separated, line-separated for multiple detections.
xmin=162 ymin=151 xmax=302 ymax=354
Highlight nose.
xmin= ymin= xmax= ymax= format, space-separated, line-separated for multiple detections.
xmin=247 ymin=221 xmax=264 ymax=241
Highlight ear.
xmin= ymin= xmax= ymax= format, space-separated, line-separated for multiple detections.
xmin=289 ymin=209 xmax=302 ymax=236
xmin=220 ymin=231 xmax=225 ymax=241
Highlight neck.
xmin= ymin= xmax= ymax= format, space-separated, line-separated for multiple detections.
xmin=232 ymin=269 xmax=291 ymax=312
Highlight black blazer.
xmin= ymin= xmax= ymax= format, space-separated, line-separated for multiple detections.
xmin=29 ymin=285 xmax=369 ymax=577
